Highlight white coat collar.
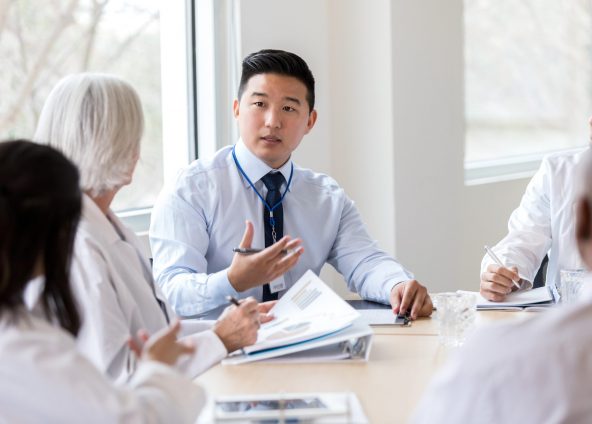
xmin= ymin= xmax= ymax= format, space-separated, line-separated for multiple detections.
xmin=81 ymin=194 xmax=128 ymax=245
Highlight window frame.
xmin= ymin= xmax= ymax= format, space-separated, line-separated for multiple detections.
xmin=117 ymin=0 xmax=200 ymax=231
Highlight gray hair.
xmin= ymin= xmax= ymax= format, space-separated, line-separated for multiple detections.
xmin=34 ymin=73 xmax=144 ymax=196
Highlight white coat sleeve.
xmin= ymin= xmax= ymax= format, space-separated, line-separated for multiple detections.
xmin=176 ymin=329 xmax=227 ymax=378
xmin=480 ymin=157 xmax=553 ymax=288
xmin=0 ymin=318 xmax=205 ymax=424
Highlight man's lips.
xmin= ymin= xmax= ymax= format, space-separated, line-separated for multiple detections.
xmin=260 ymin=135 xmax=282 ymax=142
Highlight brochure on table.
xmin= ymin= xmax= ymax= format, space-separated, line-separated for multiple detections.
xmin=222 ymin=270 xmax=372 ymax=364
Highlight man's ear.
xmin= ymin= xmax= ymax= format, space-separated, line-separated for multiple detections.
xmin=233 ymin=99 xmax=240 ymax=118
xmin=576 ymin=198 xmax=592 ymax=241
xmin=304 ymin=109 xmax=317 ymax=134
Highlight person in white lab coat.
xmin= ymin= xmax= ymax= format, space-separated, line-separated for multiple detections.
xmin=0 ymin=139 xmax=202 ymax=423
xmin=480 ymin=126 xmax=591 ymax=301
xmin=412 ymin=147 xmax=592 ymax=424
xmin=33 ymin=73 xmax=271 ymax=383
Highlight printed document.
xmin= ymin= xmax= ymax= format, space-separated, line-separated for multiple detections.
xmin=243 ymin=270 xmax=360 ymax=354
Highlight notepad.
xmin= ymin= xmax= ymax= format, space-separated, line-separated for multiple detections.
xmin=458 ymin=286 xmax=555 ymax=311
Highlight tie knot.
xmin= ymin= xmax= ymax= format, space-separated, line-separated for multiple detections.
xmin=261 ymin=172 xmax=285 ymax=191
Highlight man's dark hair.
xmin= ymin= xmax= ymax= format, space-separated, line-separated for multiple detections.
xmin=0 ymin=140 xmax=82 ymax=336
xmin=238 ymin=49 xmax=316 ymax=112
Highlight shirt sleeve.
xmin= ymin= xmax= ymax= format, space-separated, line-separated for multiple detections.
xmin=327 ymin=192 xmax=414 ymax=304
xmin=480 ymin=157 xmax=553 ymax=288
xmin=150 ymin=180 xmax=241 ymax=317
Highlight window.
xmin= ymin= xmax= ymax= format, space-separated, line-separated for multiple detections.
xmin=464 ymin=0 xmax=592 ymax=178
xmin=2 ymin=1 xmax=239 ymax=234
xmin=0 ymin=0 xmax=169 ymax=212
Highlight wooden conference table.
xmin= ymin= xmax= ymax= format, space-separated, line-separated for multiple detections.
xmin=195 ymin=310 xmax=536 ymax=423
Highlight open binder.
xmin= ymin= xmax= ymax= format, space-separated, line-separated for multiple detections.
xmin=222 ymin=320 xmax=373 ymax=365
xmin=222 ymin=270 xmax=373 ymax=365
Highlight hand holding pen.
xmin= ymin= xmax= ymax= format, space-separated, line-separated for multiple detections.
xmin=480 ymin=245 xmax=522 ymax=302
xmin=227 ymin=221 xmax=303 ymax=292
xmin=212 ymin=296 xmax=261 ymax=355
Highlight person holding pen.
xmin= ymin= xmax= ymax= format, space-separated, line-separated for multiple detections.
xmin=413 ymin=147 xmax=592 ymax=423
xmin=31 ymin=73 xmax=271 ymax=384
xmin=479 ymin=118 xmax=592 ymax=301
xmin=150 ymin=49 xmax=432 ymax=319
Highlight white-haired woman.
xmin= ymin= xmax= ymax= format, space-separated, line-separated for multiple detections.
xmin=32 ymin=73 xmax=271 ymax=383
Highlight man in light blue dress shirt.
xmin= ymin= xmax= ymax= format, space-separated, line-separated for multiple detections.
xmin=150 ymin=49 xmax=433 ymax=319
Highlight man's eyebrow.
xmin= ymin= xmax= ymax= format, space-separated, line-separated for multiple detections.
xmin=249 ymin=92 xmax=301 ymax=105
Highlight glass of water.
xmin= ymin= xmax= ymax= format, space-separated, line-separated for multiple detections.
xmin=559 ymin=269 xmax=585 ymax=305
xmin=433 ymin=292 xmax=477 ymax=347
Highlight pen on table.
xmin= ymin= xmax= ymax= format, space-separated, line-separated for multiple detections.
xmin=232 ymin=247 xmax=292 ymax=255
xmin=225 ymin=296 xmax=247 ymax=356
xmin=483 ymin=245 xmax=521 ymax=289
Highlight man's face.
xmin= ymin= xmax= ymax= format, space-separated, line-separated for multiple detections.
xmin=233 ymin=73 xmax=317 ymax=169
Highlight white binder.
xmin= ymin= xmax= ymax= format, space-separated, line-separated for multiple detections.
xmin=222 ymin=320 xmax=373 ymax=365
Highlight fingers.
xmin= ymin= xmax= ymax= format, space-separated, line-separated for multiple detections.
xmin=239 ymin=220 xmax=254 ymax=249
xmin=409 ymin=288 xmax=427 ymax=320
xmin=238 ymin=296 xmax=259 ymax=314
xmin=264 ymin=236 xmax=302 ymax=260
xmin=480 ymin=286 xmax=507 ymax=302
xmin=419 ymin=294 xmax=433 ymax=317
xmin=136 ymin=329 xmax=150 ymax=344
xmin=486 ymin=264 xmax=519 ymax=283
xmin=176 ymin=339 xmax=196 ymax=356
xmin=390 ymin=280 xmax=431 ymax=319
xmin=480 ymin=265 xmax=519 ymax=302
xmin=390 ymin=287 xmax=402 ymax=315
xmin=258 ymin=300 xmax=277 ymax=314
xmin=127 ymin=337 xmax=142 ymax=358
xmin=260 ymin=313 xmax=275 ymax=324
xmin=272 ymin=248 xmax=303 ymax=276
xmin=398 ymin=281 xmax=417 ymax=317
xmin=165 ymin=319 xmax=182 ymax=338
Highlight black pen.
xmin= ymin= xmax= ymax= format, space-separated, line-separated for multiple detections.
xmin=232 ymin=247 xmax=292 ymax=255
xmin=225 ymin=296 xmax=247 ymax=355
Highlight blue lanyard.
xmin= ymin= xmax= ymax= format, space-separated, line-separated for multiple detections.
xmin=231 ymin=145 xmax=293 ymax=229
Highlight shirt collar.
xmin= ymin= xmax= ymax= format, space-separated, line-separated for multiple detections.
xmin=234 ymin=138 xmax=293 ymax=188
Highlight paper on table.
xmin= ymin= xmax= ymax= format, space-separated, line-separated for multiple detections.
xmin=357 ymin=309 xmax=399 ymax=326
xmin=243 ymin=270 xmax=360 ymax=354
xmin=458 ymin=286 xmax=554 ymax=310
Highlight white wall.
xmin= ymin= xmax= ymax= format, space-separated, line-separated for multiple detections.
xmin=238 ymin=0 xmax=532 ymax=294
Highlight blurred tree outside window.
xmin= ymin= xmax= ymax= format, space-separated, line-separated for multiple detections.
xmin=465 ymin=0 xmax=592 ymax=164
xmin=0 ymin=0 xmax=162 ymax=211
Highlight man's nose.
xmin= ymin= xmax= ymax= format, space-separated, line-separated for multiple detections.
xmin=265 ymin=109 xmax=281 ymax=128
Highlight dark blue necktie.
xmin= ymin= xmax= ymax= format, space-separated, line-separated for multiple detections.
xmin=261 ymin=172 xmax=285 ymax=301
